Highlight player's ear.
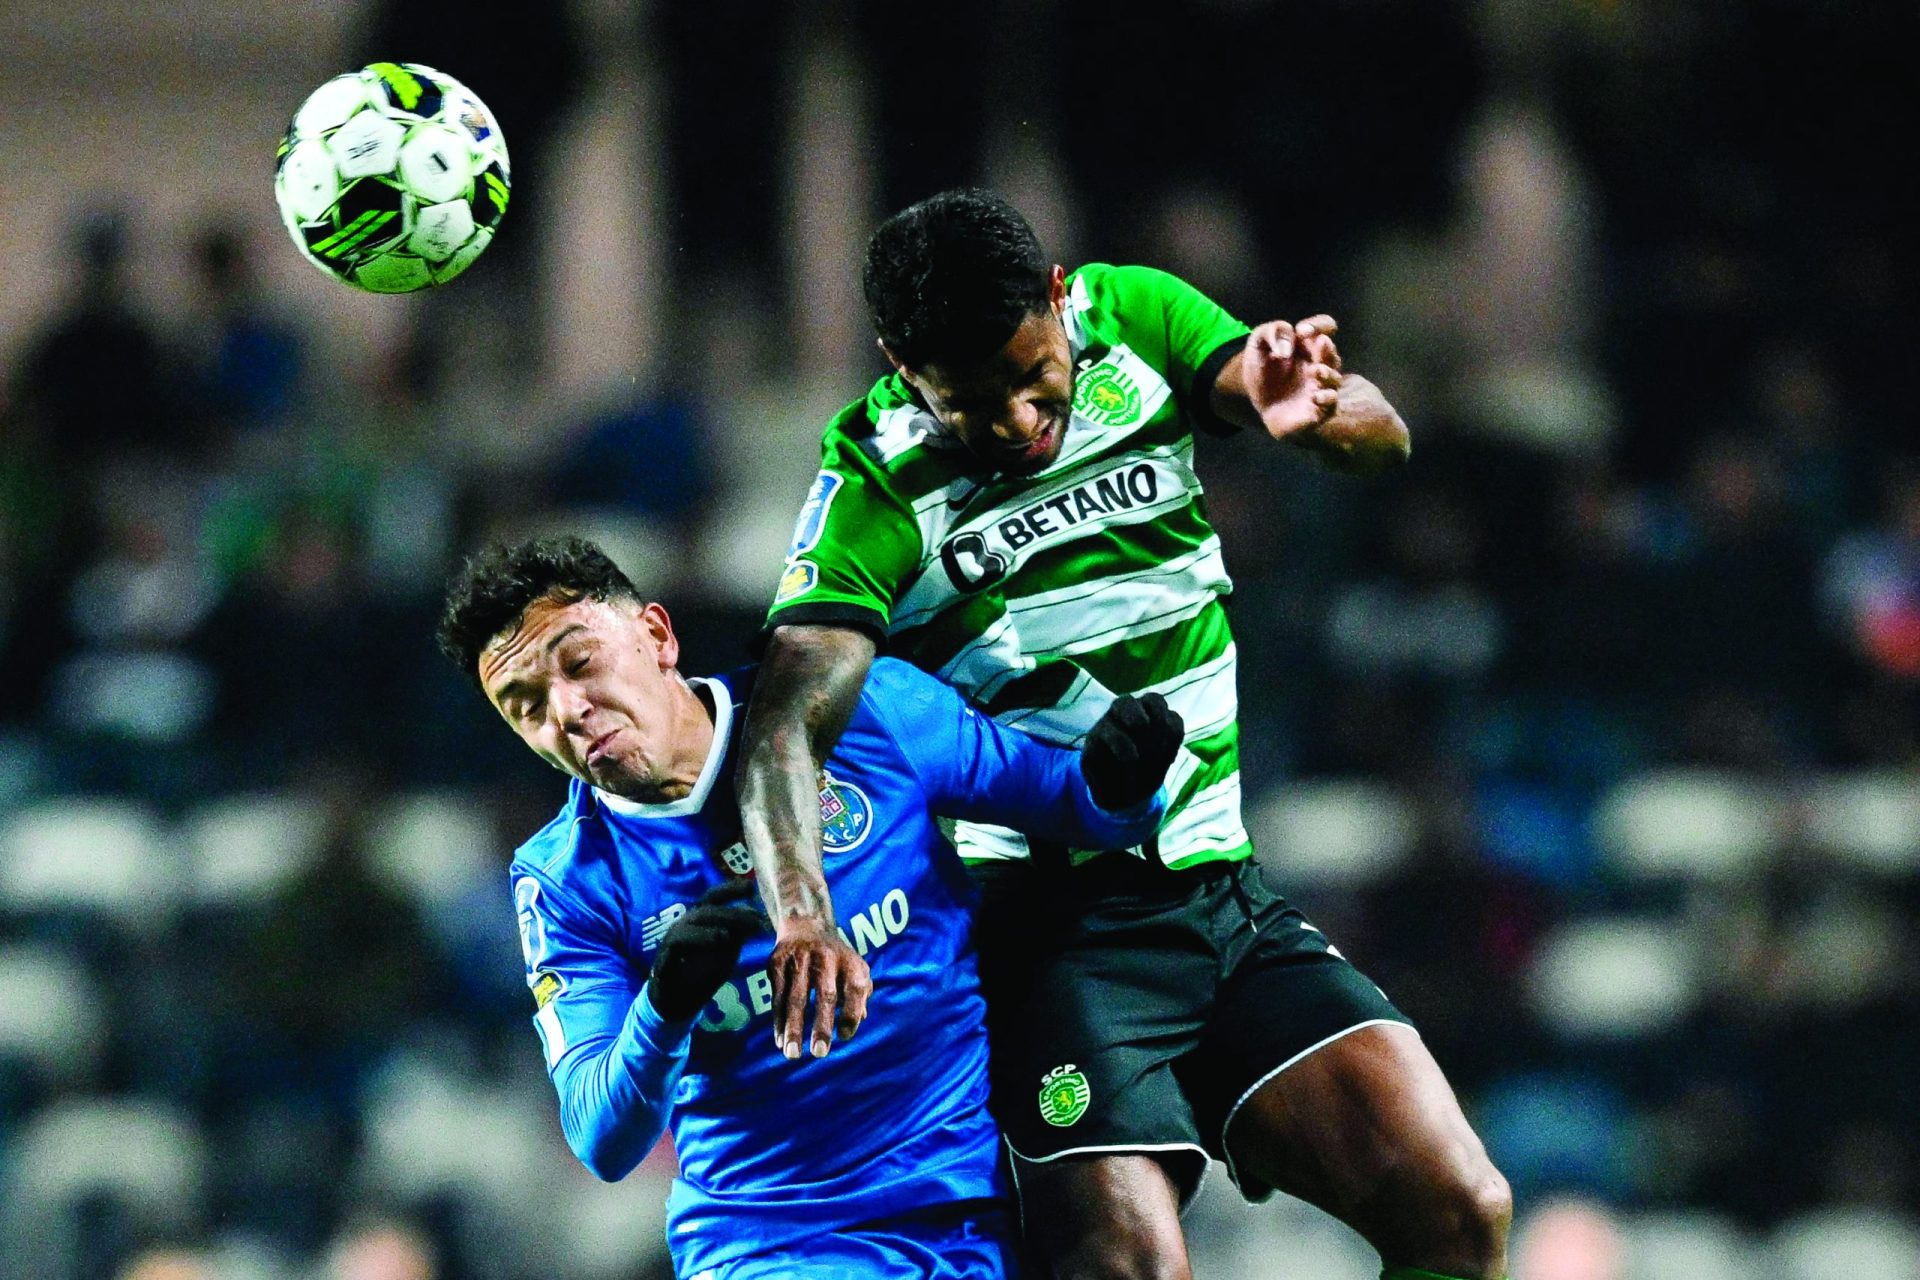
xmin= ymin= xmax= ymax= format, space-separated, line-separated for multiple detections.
xmin=639 ymin=601 xmax=679 ymax=672
xmin=1048 ymin=264 xmax=1067 ymax=313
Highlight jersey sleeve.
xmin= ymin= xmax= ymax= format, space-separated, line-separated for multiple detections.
xmin=861 ymin=660 xmax=1166 ymax=850
xmin=512 ymin=867 xmax=694 ymax=1182
xmin=1081 ymin=263 xmax=1252 ymax=436
xmin=762 ymin=414 xmax=924 ymax=643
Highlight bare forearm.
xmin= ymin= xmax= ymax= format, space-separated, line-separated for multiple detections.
xmin=736 ymin=625 xmax=876 ymax=925
xmin=1293 ymin=373 xmax=1410 ymax=475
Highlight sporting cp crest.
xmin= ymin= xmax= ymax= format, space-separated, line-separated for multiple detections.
xmin=1039 ymin=1063 xmax=1091 ymax=1127
xmin=1073 ymin=363 xmax=1142 ymax=426
xmin=817 ymin=770 xmax=874 ymax=853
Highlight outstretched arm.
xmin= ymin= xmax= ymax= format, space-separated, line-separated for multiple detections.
xmin=1211 ymin=316 xmax=1411 ymax=475
xmin=736 ymin=623 xmax=876 ymax=1060
xmin=871 ymin=665 xmax=1183 ymax=851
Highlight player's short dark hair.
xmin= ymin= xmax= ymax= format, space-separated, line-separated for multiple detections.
xmin=436 ymin=536 xmax=641 ymax=686
xmin=863 ymin=188 xmax=1052 ymax=371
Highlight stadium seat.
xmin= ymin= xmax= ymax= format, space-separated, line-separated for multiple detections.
xmin=550 ymin=1167 xmax=674 ymax=1279
xmin=366 ymin=791 xmax=498 ymax=909
xmin=0 ymin=944 xmax=107 ymax=1082
xmin=0 ymin=730 xmax=48 ymax=811
xmin=180 ymin=792 xmax=328 ymax=907
xmin=1594 ymin=770 xmax=1785 ymax=880
xmin=1773 ymin=1208 xmax=1920 ymax=1280
xmin=1475 ymin=1072 xmax=1631 ymax=1201
xmin=1245 ymin=779 xmax=1418 ymax=889
xmin=1528 ymin=917 xmax=1701 ymax=1037
xmin=0 ymin=1096 xmax=206 ymax=1227
xmin=1625 ymin=1211 xmax=1759 ymax=1280
xmin=359 ymin=1056 xmax=558 ymax=1213
xmin=0 ymin=798 xmax=177 ymax=926
xmin=1805 ymin=770 xmax=1920 ymax=873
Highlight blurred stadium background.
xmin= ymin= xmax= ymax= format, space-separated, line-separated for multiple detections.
xmin=3 ymin=1 xmax=1918 ymax=1277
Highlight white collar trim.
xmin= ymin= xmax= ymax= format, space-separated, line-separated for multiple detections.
xmin=595 ymin=677 xmax=732 ymax=819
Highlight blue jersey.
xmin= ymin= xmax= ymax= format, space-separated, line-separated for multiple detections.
xmin=508 ymin=657 xmax=1164 ymax=1277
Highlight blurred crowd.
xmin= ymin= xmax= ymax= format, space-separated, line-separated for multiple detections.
xmin=2 ymin=1 xmax=1918 ymax=1278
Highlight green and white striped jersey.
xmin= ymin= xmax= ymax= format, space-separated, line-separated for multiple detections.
xmin=764 ymin=264 xmax=1253 ymax=869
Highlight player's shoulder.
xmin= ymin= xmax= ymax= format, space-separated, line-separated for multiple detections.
xmin=1067 ymin=262 xmax=1187 ymax=327
xmin=862 ymin=655 xmax=942 ymax=699
xmin=854 ymin=657 xmax=959 ymax=732
xmin=508 ymin=780 xmax=599 ymax=882
xmin=819 ymin=374 xmax=969 ymax=489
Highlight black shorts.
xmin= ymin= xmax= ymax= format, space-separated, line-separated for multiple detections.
xmin=968 ymin=855 xmax=1410 ymax=1203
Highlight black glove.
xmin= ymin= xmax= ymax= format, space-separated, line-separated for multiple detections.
xmin=649 ymin=878 xmax=768 ymax=1022
xmin=1081 ymin=693 xmax=1184 ymax=812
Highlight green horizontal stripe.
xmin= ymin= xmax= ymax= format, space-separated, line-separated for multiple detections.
xmin=1065 ymin=597 xmax=1233 ymax=695
xmin=1168 ymin=720 xmax=1240 ymax=810
xmin=1164 ymin=840 xmax=1252 ymax=870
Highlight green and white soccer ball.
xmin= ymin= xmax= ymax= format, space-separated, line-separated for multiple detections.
xmin=274 ymin=62 xmax=509 ymax=293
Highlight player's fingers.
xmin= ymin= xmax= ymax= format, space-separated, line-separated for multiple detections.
xmin=809 ymin=950 xmax=841 ymax=1059
xmin=837 ymin=959 xmax=872 ymax=1041
xmin=1301 ymin=331 xmax=1342 ymax=372
xmin=1316 ymin=363 xmax=1343 ymax=389
xmin=1255 ymin=319 xmax=1295 ymax=362
xmin=1295 ymin=314 xmax=1338 ymax=339
xmin=1313 ymin=388 xmax=1340 ymax=411
xmin=774 ymin=945 xmax=813 ymax=1059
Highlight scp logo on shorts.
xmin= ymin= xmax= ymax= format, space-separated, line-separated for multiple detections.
xmin=1039 ymin=1063 xmax=1091 ymax=1127
xmin=818 ymin=770 xmax=874 ymax=853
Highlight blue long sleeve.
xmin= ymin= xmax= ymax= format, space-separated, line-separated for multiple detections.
xmin=551 ymin=981 xmax=695 ymax=1181
xmin=863 ymin=659 xmax=1167 ymax=849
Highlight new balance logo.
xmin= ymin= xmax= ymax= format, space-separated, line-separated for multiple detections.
xmin=640 ymin=902 xmax=687 ymax=950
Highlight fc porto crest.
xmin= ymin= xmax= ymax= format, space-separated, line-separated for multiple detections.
xmin=818 ymin=769 xmax=874 ymax=854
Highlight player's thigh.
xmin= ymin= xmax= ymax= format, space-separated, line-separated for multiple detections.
xmin=703 ymin=1200 xmax=1019 ymax=1280
xmin=968 ymin=860 xmax=1214 ymax=1192
xmin=1011 ymin=1153 xmax=1192 ymax=1280
xmin=1175 ymin=863 xmax=1417 ymax=1202
xmin=1222 ymin=1020 xmax=1496 ymax=1222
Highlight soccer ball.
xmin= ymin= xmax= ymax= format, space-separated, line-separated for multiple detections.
xmin=274 ymin=62 xmax=509 ymax=293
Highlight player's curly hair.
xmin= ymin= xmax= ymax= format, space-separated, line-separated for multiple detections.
xmin=437 ymin=536 xmax=640 ymax=686
xmin=863 ymin=188 xmax=1052 ymax=371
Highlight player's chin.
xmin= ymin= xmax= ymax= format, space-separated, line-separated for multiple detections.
xmin=997 ymin=422 xmax=1065 ymax=475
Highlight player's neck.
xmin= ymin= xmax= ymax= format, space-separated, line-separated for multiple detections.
xmin=658 ymin=678 xmax=718 ymax=799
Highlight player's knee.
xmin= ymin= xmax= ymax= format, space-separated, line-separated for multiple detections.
xmin=1418 ymin=1156 xmax=1512 ymax=1268
xmin=1457 ymin=1162 xmax=1513 ymax=1253
xmin=1054 ymin=1240 xmax=1192 ymax=1280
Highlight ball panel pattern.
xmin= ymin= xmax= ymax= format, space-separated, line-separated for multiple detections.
xmin=274 ymin=63 xmax=509 ymax=293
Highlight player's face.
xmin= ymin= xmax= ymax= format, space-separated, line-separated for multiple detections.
xmin=895 ymin=266 xmax=1075 ymax=476
xmin=478 ymin=594 xmax=704 ymax=802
